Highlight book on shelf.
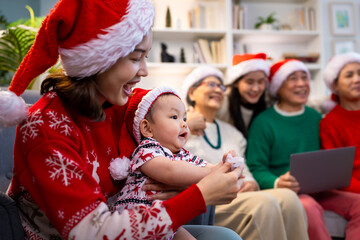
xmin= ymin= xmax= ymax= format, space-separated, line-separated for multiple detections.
xmin=188 ymin=2 xmax=220 ymax=29
xmin=193 ymin=41 xmax=206 ymax=63
xmin=232 ymin=4 xmax=246 ymax=30
xmin=308 ymin=7 xmax=316 ymax=31
xmin=193 ymin=38 xmax=225 ymax=64
xmin=289 ymin=7 xmax=316 ymax=31
xmin=198 ymin=38 xmax=213 ymax=63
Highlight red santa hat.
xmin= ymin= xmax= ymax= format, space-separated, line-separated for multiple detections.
xmin=0 ymin=0 xmax=154 ymax=128
xmin=324 ymin=52 xmax=360 ymax=93
xmin=321 ymin=52 xmax=360 ymax=113
xmin=110 ymin=86 xmax=179 ymax=180
xmin=269 ymin=59 xmax=310 ymax=96
xmin=126 ymin=86 xmax=180 ymax=144
xmin=227 ymin=53 xmax=270 ymax=85
xmin=182 ymin=66 xmax=224 ymax=98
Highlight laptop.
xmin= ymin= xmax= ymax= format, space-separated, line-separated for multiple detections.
xmin=290 ymin=146 xmax=355 ymax=194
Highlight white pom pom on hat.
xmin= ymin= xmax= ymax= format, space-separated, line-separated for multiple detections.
xmin=268 ymin=59 xmax=310 ymax=96
xmin=324 ymin=52 xmax=360 ymax=93
xmin=182 ymin=66 xmax=224 ymax=99
xmin=227 ymin=53 xmax=270 ymax=86
xmin=0 ymin=91 xmax=27 ymax=129
xmin=0 ymin=0 xmax=154 ymax=128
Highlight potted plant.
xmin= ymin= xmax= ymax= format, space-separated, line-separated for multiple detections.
xmin=0 ymin=5 xmax=46 ymax=87
xmin=254 ymin=12 xmax=277 ymax=30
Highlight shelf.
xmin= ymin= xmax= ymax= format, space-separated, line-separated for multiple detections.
xmin=233 ymin=29 xmax=320 ymax=43
xmin=148 ymin=62 xmax=228 ymax=74
xmin=305 ymin=63 xmax=321 ymax=71
xmin=153 ymin=28 xmax=227 ymax=42
xmin=239 ymin=0 xmax=309 ymax=3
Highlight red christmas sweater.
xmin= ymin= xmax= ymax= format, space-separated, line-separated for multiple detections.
xmin=7 ymin=91 xmax=206 ymax=240
xmin=320 ymin=104 xmax=360 ymax=193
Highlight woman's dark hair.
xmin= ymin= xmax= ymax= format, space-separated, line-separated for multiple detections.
xmin=229 ymin=77 xmax=267 ymax=138
xmin=186 ymin=80 xmax=203 ymax=107
xmin=41 ymin=72 xmax=105 ymax=121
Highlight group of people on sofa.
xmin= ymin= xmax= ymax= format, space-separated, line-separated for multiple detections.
xmin=1 ymin=0 xmax=360 ymax=239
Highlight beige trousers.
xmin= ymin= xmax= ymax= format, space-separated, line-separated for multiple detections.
xmin=215 ymin=188 xmax=308 ymax=240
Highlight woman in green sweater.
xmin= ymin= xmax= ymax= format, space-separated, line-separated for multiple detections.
xmin=246 ymin=59 xmax=360 ymax=240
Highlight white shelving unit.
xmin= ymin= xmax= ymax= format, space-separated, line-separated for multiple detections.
xmin=140 ymin=0 xmax=326 ymax=100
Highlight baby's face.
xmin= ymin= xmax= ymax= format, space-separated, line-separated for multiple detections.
xmin=149 ymin=94 xmax=189 ymax=153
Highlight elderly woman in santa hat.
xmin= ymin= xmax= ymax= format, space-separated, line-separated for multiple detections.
xmin=0 ymin=0 xmax=243 ymax=239
xmin=246 ymin=58 xmax=360 ymax=240
xmin=320 ymin=52 xmax=360 ymax=194
xmin=182 ymin=65 xmax=308 ymax=240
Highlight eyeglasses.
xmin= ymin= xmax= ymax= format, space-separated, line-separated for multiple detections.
xmin=199 ymin=81 xmax=227 ymax=92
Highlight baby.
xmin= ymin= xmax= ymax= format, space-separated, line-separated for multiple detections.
xmin=109 ymin=86 xmax=243 ymax=239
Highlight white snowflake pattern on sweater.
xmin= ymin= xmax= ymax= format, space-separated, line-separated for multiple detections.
xmin=45 ymin=150 xmax=83 ymax=186
xmin=19 ymin=109 xmax=43 ymax=143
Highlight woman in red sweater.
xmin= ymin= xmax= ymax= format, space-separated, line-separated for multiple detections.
xmin=0 ymin=0 xmax=243 ymax=239
xmin=320 ymin=52 xmax=360 ymax=193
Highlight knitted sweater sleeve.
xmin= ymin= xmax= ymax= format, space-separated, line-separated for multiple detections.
xmin=320 ymin=116 xmax=360 ymax=193
xmin=246 ymin=116 xmax=278 ymax=189
xmin=69 ymin=185 xmax=206 ymax=239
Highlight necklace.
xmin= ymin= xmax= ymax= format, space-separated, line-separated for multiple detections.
xmin=203 ymin=120 xmax=221 ymax=149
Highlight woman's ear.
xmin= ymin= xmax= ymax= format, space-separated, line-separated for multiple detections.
xmin=139 ymin=119 xmax=153 ymax=138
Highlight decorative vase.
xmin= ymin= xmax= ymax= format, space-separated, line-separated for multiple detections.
xmin=259 ymin=23 xmax=273 ymax=30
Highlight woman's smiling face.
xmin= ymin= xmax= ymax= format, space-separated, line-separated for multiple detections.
xmin=335 ymin=62 xmax=360 ymax=102
xmin=236 ymin=70 xmax=267 ymax=104
xmin=189 ymin=76 xmax=225 ymax=112
xmin=95 ymin=31 xmax=152 ymax=106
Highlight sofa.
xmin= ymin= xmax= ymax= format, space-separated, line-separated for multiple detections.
xmin=0 ymin=88 xmax=347 ymax=239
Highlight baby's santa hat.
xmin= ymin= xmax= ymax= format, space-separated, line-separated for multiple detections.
xmin=227 ymin=53 xmax=270 ymax=85
xmin=110 ymin=86 xmax=180 ymax=180
xmin=321 ymin=52 xmax=360 ymax=112
xmin=182 ymin=66 xmax=224 ymax=98
xmin=0 ymin=0 xmax=154 ymax=128
xmin=269 ymin=59 xmax=310 ymax=96
xmin=125 ymin=86 xmax=180 ymax=144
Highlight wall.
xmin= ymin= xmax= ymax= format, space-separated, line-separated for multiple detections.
xmin=320 ymin=0 xmax=360 ymax=65
xmin=0 ymin=0 xmax=39 ymax=23
xmin=39 ymin=0 xmax=57 ymax=16
xmin=1 ymin=0 xmax=360 ymax=72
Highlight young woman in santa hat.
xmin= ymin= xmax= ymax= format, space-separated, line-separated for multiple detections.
xmin=182 ymin=65 xmax=308 ymax=240
xmin=246 ymin=59 xmax=360 ymax=240
xmin=216 ymin=53 xmax=270 ymax=138
xmin=0 ymin=0 xmax=243 ymax=239
xmin=320 ymin=52 xmax=360 ymax=194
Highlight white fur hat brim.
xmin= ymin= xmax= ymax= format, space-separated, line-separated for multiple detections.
xmin=182 ymin=66 xmax=224 ymax=99
xmin=324 ymin=52 xmax=360 ymax=93
xmin=60 ymin=0 xmax=154 ymax=78
xmin=227 ymin=59 xmax=270 ymax=85
xmin=133 ymin=86 xmax=180 ymax=143
xmin=269 ymin=60 xmax=310 ymax=96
